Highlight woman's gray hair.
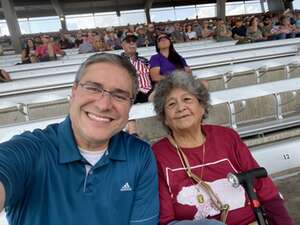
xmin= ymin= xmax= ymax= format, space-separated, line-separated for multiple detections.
xmin=75 ymin=53 xmax=139 ymax=100
xmin=153 ymin=70 xmax=210 ymax=124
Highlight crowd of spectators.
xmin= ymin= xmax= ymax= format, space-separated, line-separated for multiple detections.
xmin=10 ymin=9 xmax=300 ymax=64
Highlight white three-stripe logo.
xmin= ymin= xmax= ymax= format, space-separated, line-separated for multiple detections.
xmin=120 ymin=182 xmax=132 ymax=191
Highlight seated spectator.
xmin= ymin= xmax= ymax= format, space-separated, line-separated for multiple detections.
xmin=171 ymin=22 xmax=186 ymax=43
xmin=149 ymin=33 xmax=191 ymax=83
xmin=34 ymin=36 xmax=42 ymax=48
xmin=135 ymin=26 xmax=147 ymax=47
xmin=231 ymin=19 xmax=249 ymax=43
xmin=146 ymin=23 xmax=157 ymax=46
xmin=295 ymin=13 xmax=300 ymax=36
xmin=21 ymin=39 xmax=37 ymax=64
xmin=35 ymin=35 xmax=65 ymax=62
xmin=104 ymin=29 xmax=122 ymax=50
xmin=59 ymin=33 xmax=75 ymax=49
xmin=201 ymin=20 xmax=214 ymax=39
xmin=246 ymin=17 xmax=266 ymax=42
xmin=152 ymin=71 xmax=294 ymax=225
xmin=193 ymin=21 xmax=203 ymax=39
xmin=92 ymin=34 xmax=106 ymax=52
xmin=261 ymin=15 xmax=281 ymax=40
xmin=214 ymin=19 xmax=233 ymax=42
xmin=78 ymin=34 xmax=95 ymax=54
xmin=278 ymin=15 xmax=296 ymax=39
xmin=0 ymin=69 xmax=11 ymax=82
xmin=121 ymin=32 xmax=153 ymax=135
xmin=185 ymin=24 xmax=198 ymax=41
xmin=74 ymin=32 xmax=83 ymax=47
xmin=164 ymin=23 xmax=175 ymax=35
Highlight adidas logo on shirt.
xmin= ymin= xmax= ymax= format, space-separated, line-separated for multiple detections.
xmin=120 ymin=182 xmax=132 ymax=192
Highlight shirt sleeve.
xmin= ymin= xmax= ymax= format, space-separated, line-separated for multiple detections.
xmin=229 ymin=129 xmax=279 ymax=202
xmin=0 ymin=133 xmax=39 ymax=207
xmin=263 ymin=195 xmax=294 ymax=225
xmin=129 ymin=146 xmax=159 ymax=225
xmin=149 ymin=54 xmax=161 ymax=69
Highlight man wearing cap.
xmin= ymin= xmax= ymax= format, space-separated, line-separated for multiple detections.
xmin=121 ymin=33 xmax=153 ymax=135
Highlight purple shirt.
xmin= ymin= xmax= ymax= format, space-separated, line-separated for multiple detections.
xmin=149 ymin=53 xmax=188 ymax=76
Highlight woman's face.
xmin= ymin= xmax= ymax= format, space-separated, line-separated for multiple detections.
xmin=164 ymin=88 xmax=205 ymax=133
xmin=252 ymin=17 xmax=258 ymax=26
xmin=157 ymin=35 xmax=171 ymax=50
xmin=27 ymin=39 xmax=34 ymax=47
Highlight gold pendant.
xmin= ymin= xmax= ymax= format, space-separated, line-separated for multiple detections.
xmin=197 ymin=194 xmax=204 ymax=203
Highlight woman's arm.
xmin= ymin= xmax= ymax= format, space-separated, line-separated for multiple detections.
xmin=150 ymin=67 xmax=165 ymax=82
xmin=263 ymin=194 xmax=293 ymax=225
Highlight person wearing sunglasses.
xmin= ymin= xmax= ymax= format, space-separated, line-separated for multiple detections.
xmin=0 ymin=53 xmax=159 ymax=225
xmin=121 ymin=32 xmax=153 ymax=135
xmin=149 ymin=33 xmax=192 ymax=83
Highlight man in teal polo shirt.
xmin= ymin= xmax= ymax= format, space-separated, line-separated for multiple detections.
xmin=0 ymin=53 xmax=159 ymax=225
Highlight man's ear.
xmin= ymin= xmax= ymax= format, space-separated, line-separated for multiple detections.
xmin=70 ymin=83 xmax=78 ymax=100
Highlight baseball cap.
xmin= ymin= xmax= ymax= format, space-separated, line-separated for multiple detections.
xmin=122 ymin=32 xmax=138 ymax=42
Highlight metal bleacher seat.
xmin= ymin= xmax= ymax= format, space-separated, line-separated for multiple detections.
xmin=0 ymin=39 xmax=222 ymax=67
xmin=5 ymin=43 xmax=299 ymax=91
xmin=3 ymin=37 xmax=299 ymax=75
xmin=1 ymin=77 xmax=300 ymax=142
xmin=0 ymin=89 xmax=70 ymax=121
xmin=3 ymin=40 xmax=236 ymax=77
xmin=193 ymin=55 xmax=300 ymax=91
xmin=1 ymin=55 xmax=299 ymax=125
xmin=0 ymin=77 xmax=300 ymax=182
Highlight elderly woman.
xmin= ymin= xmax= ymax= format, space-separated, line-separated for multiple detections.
xmin=152 ymin=71 xmax=293 ymax=225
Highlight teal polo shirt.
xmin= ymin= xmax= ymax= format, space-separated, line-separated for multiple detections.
xmin=0 ymin=116 xmax=159 ymax=225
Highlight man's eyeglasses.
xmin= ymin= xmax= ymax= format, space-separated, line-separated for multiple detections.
xmin=78 ymin=82 xmax=134 ymax=104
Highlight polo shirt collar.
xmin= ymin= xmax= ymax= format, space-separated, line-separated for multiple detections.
xmin=57 ymin=116 xmax=127 ymax=164
xmin=58 ymin=116 xmax=82 ymax=164
xmin=106 ymin=132 xmax=127 ymax=161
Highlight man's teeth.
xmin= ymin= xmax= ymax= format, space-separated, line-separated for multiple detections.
xmin=88 ymin=113 xmax=111 ymax=122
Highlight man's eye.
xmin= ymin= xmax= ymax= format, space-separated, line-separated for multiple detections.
xmin=112 ymin=93 xmax=128 ymax=101
xmin=85 ymin=86 xmax=100 ymax=93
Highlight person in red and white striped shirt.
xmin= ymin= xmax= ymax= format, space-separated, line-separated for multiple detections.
xmin=121 ymin=32 xmax=154 ymax=136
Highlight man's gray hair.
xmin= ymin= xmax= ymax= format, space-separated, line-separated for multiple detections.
xmin=153 ymin=70 xmax=210 ymax=125
xmin=75 ymin=53 xmax=139 ymax=99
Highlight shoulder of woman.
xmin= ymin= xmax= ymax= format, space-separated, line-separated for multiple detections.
xmin=203 ymin=124 xmax=238 ymax=137
xmin=149 ymin=53 xmax=160 ymax=60
xmin=152 ymin=137 xmax=170 ymax=152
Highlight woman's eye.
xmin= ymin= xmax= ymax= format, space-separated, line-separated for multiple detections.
xmin=184 ymin=97 xmax=193 ymax=102
xmin=167 ymin=102 xmax=175 ymax=108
